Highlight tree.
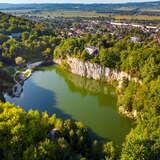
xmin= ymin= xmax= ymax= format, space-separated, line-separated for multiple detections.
xmin=0 ymin=34 xmax=9 ymax=44
xmin=42 ymin=48 xmax=52 ymax=61
xmin=121 ymin=114 xmax=160 ymax=160
xmin=15 ymin=56 xmax=25 ymax=65
xmin=141 ymin=57 xmax=160 ymax=83
xmin=21 ymin=32 xmax=29 ymax=41
xmin=103 ymin=141 xmax=117 ymax=160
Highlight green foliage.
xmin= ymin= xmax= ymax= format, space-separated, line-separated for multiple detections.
xmin=0 ymin=12 xmax=35 ymax=34
xmin=121 ymin=114 xmax=160 ymax=160
xmin=103 ymin=141 xmax=118 ymax=160
xmin=54 ymin=32 xmax=160 ymax=82
xmin=141 ymin=57 xmax=160 ymax=83
xmin=0 ymin=102 xmax=118 ymax=160
xmin=61 ymin=60 xmax=71 ymax=70
xmin=0 ymin=12 xmax=60 ymax=62
xmin=0 ymin=34 xmax=9 ymax=44
xmin=118 ymin=82 xmax=138 ymax=111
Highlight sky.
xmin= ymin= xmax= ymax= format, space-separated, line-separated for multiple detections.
xmin=0 ymin=0 xmax=159 ymax=4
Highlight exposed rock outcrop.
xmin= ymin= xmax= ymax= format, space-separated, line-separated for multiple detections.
xmin=119 ymin=106 xmax=137 ymax=119
xmin=54 ymin=57 xmax=140 ymax=89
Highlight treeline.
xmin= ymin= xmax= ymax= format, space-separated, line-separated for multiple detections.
xmin=0 ymin=102 xmax=118 ymax=160
xmin=1 ymin=34 xmax=60 ymax=61
xmin=54 ymin=32 xmax=160 ymax=80
xmin=0 ymin=12 xmax=53 ymax=35
xmin=0 ymin=12 xmax=59 ymax=62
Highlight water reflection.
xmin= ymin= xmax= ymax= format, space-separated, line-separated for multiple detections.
xmin=55 ymin=67 xmax=117 ymax=108
xmin=5 ymin=66 xmax=133 ymax=144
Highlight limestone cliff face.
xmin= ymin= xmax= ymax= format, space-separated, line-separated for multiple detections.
xmin=54 ymin=57 xmax=140 ymax=88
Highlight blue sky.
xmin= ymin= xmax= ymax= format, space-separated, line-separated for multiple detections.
xmin=0 ymin=0 xmax=159 ymax=4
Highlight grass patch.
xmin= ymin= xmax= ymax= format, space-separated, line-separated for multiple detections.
xmin=114 ymin=15 xmax=160 ymax=21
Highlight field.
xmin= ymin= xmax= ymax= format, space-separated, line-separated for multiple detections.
xmin=114 ymin=15 xmax=160 ymax=21
xmin=30 ymin=10 xmax=160 ymax=24
xmin=31 ymin=10 xmax=110 ymax=18
xmin=1 ymin=9 xmax=160 ymax=23
xmin=1 ymin=10 xmax=110 ymax=18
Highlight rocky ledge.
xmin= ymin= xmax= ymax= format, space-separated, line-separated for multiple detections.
xmin=54 ymin=57 xmax=140 ymax=88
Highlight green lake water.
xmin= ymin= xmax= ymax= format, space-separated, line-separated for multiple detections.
xmin=5 ymin=66 xmax=133 ymax=144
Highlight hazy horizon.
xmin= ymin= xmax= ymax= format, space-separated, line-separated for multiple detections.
xmin=0 ymin=0 xmax=159 ymax=4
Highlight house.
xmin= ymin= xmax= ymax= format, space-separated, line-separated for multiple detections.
xmin=110 ymin=22 xmax=128 ymax=27
xmin=130 ymin=36 xmax=141 ymax=43
xmin=8 ymin=33 xmax=21 ymax=39
xmin=85 ymin=46 xmax=99 ymax=56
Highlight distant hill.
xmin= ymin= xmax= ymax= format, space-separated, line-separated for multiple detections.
xmin=0 ymin=1 xmax=160 ymax=16
xmin=0 ymin=1 xmax=160 ymax=10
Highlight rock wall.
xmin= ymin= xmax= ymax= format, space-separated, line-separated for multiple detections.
xmin=54 ymin=57 xmax=140 ymax=88
xmin=56 ymin=66 xmax=115 ymax=96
